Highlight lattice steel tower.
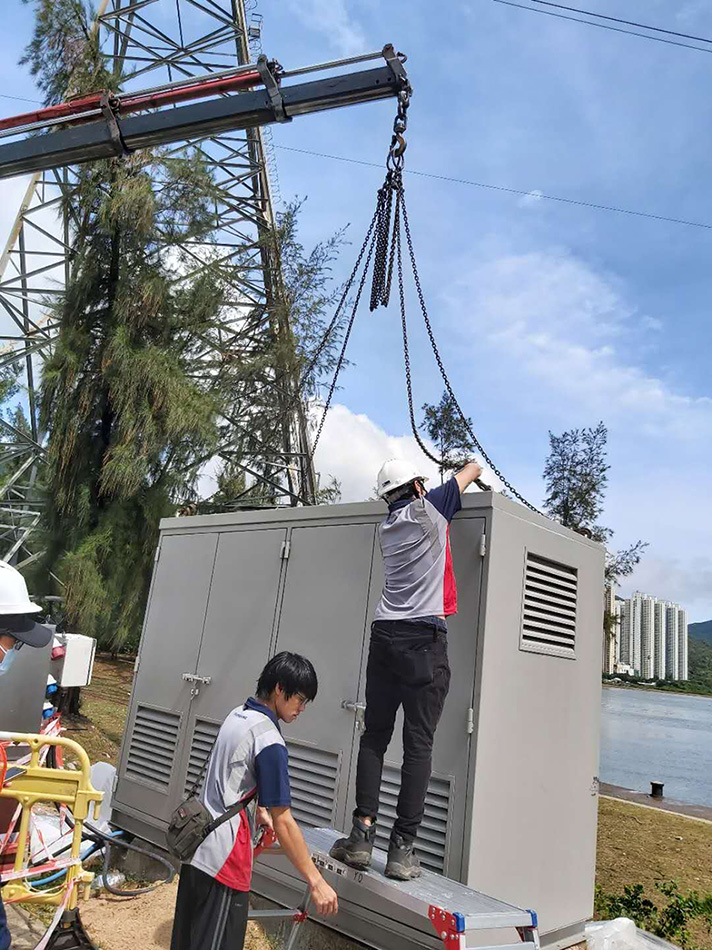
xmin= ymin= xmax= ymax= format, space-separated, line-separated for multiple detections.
xmin=0 ymin=0 xmax=316 ymax=570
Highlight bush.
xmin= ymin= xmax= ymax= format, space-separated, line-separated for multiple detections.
xmin=595 ymin=881 xmax=712 ymax=950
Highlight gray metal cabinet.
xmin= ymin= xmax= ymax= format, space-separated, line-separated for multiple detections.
xmin=275 ymin=523 xmax=376 ymax=833
xmin=115 ymin=532 xmax=218 ymax=822
xmin=113 ymin=494 xmax=605 ymax=950
xmin=175 ymin=528 xmax=288 ymax=799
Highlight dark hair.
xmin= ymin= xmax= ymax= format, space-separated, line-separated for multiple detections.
xmin=257 ymin=652 xmax=318 ymax=702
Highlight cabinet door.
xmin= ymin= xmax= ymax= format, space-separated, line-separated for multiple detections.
xmin=345 ymin=516 xmax=485 ymax=881
xmin=114 ymin=532 xmax=217 ymax=823
xmin=273 ymin=523 xmax=376 ymax=832
xmin=177 ymin=529 xmax=287 ymax=799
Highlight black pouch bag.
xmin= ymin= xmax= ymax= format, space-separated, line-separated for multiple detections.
xmin=166 ymin=749 xmax=257 ymax=862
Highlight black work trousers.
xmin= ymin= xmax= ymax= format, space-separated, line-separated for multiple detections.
xmin=170 ymin=864 xmax=249 ymax=950
xmin=355 ymin=619 xmax=451 ymax=842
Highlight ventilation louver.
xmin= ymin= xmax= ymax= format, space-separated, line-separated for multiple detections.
xmin=520 ymin=551 xmax=578 ymax=659
xmin=184 ymin=719 xmax=221 ymax=797
xmin=374 ymin=765 xmax=452 ymax=873
xmin=126 ymin=705 xmax=181 ymax=791
xmin=285 ymin=740 xmax=339 ymax=828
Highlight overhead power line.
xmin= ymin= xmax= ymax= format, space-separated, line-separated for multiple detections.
xmin=528 ymin=0 xmax=712 ymax=45
xmin=493 ymin=0 xmax=712 ymax=55
xmin=274 ymin=144 xmax=712 ymax=232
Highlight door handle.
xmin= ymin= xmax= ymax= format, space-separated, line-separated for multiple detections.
xmin=342 ymin=700 xmax=366 ymax=731
xmin=182 ymin=673 xmax=212 ymax=685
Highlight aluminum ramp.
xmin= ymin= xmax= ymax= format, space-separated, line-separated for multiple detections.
xmin=251 ymin=826 xmax=540 ymax=950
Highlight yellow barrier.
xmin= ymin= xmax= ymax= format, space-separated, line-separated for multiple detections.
xmin=0 ymin=731 xmax=103 ymax=909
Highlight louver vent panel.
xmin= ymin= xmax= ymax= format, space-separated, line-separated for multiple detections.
xmin=126 ymin=705 xmax=180 ymax=791
xmin=286 ymin=740 xmax=339 ymax=829
xmin=520 ymin=551 xmax=578 ymax=659
xmin=374 ymin=766 xmax=452 ymax=873
xmin=184 ymin=719 xmax=221 ymax=797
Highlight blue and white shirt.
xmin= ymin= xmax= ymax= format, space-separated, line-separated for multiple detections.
xmin=190 ymin=697 xmax=290 ymax=891
xmin=374 ymin=477 xmax=462 ymax=622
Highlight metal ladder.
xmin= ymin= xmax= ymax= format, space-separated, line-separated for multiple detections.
xmin=250 ymin=826 xmax=541 ymax=950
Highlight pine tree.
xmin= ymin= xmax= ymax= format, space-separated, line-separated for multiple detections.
xmin=542 ymin=422 xmax=647 ymax=659
xmin=22 ymin=0 xmax=224 ymax=649
xmin=18 ymin=1 xmax=348 ymax=647
xmin=420 ymin=391 xmax=476 ymax=483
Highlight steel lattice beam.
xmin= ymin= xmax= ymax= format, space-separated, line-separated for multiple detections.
xmin=1 ymin=0 xmax=392 ymax=569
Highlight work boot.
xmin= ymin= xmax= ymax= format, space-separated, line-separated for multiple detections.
xmin=385 ymin=832 xmax=422 ymax=880
xmin=329 ymin=815 xmax=376 ymax=869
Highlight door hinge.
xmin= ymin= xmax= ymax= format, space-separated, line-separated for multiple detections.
xmin=479 ymin=533 xmax=487 ymax=558
xmin=466 ymin=707 xmax=474 ymax=735
xmin=280 ymin=539 xmax=291 ymax=560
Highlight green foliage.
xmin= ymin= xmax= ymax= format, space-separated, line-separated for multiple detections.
xmin=542 ymin=422 xmax=647 ymax=585
xmin=20 ymin=0 xmax=117 ymax=103
xmin=595 ymin=881 xmax=712 ymax=949
xmin=35 ymin=151 xmax=222 ymax=650
xmin=420 ymin=392 xmax=476 ymax=483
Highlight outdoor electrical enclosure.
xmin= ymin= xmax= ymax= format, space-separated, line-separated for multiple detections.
xmin=112 ymin=493 xmax=605 ymax=950
xmin=0 ymin=637 xmax=51 ymax=733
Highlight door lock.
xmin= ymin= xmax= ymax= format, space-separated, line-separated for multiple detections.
xmin=342 ymin=700 xmax=366 ymax=731
xmin=182 ymin=673 xmax=211 ymax=699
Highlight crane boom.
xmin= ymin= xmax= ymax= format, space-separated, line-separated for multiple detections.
xmin=0 ymin=47 xmax=409 ymax=180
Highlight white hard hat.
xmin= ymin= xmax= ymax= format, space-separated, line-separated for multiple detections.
xmin=0 ymin=561 xmax=50 ymax=648
xmin=376 ymin=458 xmax=428 ymax=499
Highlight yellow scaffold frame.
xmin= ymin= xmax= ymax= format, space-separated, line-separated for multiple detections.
xmin=0 ymin=731 xmax=103 ymax=909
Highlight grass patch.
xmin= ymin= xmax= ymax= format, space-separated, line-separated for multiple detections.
xmin=61 ymin=655 xmax=134 ymax=765
xmin=597 ymin=797 xmax=712 ymax=949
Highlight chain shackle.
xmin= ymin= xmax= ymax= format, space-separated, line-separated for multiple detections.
xmin=387 ymin=90 xmax=410 ymax=171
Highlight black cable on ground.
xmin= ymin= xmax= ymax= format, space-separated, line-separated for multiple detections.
xmin=60 ymin=810 xmax=175 ymax=897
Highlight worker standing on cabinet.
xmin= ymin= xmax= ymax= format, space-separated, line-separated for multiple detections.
xmin=331 ymin=458 xmax=483 ymax=880
xmin=0 ymin=561 xmax=53 ymax=950
xmin=171 ymin=651 xmax=337 ymax=950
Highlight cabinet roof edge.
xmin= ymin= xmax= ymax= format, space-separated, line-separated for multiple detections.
xmin=158 ymin=491 xmax=603 ymax=551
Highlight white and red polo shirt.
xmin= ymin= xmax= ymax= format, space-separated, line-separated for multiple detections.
xmin=374 ymin=477 xmax=462 ymax=621
xmin=190 ymin=697 xmax=290 ymax=891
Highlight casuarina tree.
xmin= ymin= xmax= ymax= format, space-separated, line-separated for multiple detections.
xmin=420 ymin=391 xmax=476 ymax=483
xmin=543 ymin=422 xmax=647 ymax=655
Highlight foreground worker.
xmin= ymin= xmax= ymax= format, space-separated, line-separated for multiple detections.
xmin=171 ymin=652 xmax=337 ymax=950
xmin=0 ymin=561 xmax=53 ymax=950
xmin=331 ymin=458 xmax=483 ymax=880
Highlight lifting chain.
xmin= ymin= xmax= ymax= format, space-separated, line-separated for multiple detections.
xmin=302 ymin=90 xmax=541 ymax=514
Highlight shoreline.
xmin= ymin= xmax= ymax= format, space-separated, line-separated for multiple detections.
xmin=602 ymin=681 xmax=712 ymax=700
xmin=600 ymin=782 xmax=712 ymax=823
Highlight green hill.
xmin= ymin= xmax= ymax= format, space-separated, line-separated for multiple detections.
xmin=688 ymin=635 xmax=712 ymax=694
xmin=689 ymin=620 xmax=712 ymax=645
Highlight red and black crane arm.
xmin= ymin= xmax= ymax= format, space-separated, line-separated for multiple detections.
xmin=0 ymin=45 xmax=410 ymax=180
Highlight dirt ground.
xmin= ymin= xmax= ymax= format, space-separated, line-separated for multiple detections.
xmin=52 ymin=660 xmax=712 ymax=950
xmin=80 ymin=880 xmax=272 ymax=950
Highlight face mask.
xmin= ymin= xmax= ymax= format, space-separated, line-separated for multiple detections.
xmin=0 ymin=643 xmax=18 ymax=677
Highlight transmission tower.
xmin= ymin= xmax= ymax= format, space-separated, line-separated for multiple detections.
xmin=0 ymin=0 xmax=316 ymax=571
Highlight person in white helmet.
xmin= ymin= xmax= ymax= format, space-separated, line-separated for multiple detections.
xmin=0 ymin=560 xmax=53 ymax=950
xmin=331 ymin=457 xmax=482 ymax=880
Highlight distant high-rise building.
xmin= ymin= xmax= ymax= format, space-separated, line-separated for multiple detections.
xmin=608 ymin=592 xmax=688 ymax=682
xmin=603 ymin=585 xmax=619 ymax=675
xmin=678 ymin=609 xmax=688 ymax=681
xmin=653 ymin=601 xmax=667 ymax=680
xmin=640 ymin=596 xmax=654 ymax=679
xmin=666 ymin=603 xmax=680 ymax=679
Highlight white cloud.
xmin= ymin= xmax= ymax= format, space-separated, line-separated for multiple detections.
xmin=283 ymin=0 xmax=366 ymax=56
xmin=449 ymin=249 xmax=712 ymax=441
xmin=620 ymin=555 xmax=712 ymax=621
xmin=313 ymin=403 xmax=502 ymax=502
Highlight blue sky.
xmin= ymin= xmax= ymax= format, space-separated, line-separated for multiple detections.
xmin=1 ymin=0 xmax=711 ymax=619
